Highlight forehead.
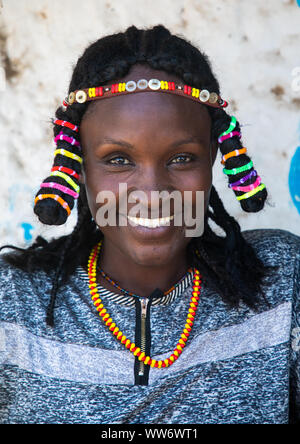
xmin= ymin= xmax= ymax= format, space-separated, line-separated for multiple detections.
xmin=81 ymin=63 xmax=211 ymax=136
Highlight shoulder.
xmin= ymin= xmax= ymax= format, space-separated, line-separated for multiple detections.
xmin=242 ymin=228 xmax=300 ymax=266
xmin=242 ymin=228 xmax=299 ymax=307
xmin=0 ymin=254 xmax=53 ymax=324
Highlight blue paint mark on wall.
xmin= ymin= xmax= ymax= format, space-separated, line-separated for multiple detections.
xmin=289 ymin=146 xmax=300 ymax=214
xmin=20 ymin=222 xmax=34 ymax=242
xmin=297 ymin=0 xmax=300 ymax=7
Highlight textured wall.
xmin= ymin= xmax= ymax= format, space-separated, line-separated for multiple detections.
xmin=0 ymin=0 xmax=299 ymax=247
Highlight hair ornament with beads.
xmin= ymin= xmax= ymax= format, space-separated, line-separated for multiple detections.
xmin=33 ymin=117 xmax=82 ymax=225
xmin=217 ymin=115 xmax=266 ymax=208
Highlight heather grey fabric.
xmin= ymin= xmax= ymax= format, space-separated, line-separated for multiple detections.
xmin=0 ymin=229 xmax=299 ymax=424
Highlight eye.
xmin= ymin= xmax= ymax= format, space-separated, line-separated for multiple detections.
xmin=169 ymin=153 xmax=195 ymax=164
xmin=107 ymin=155 xmax=131 ymax=165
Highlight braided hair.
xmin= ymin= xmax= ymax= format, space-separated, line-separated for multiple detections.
xmin=1 ymin=25 xmax=274 ymax=326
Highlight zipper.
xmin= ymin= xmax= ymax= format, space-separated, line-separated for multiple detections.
xmin=138 ymin=297 xmax=148 ymax=377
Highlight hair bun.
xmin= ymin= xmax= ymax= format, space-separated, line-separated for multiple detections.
xmin=34 ymin=198 xmax=69 ymax=225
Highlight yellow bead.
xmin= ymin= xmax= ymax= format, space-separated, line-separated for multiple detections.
xmin=164 ymin=359 xmax=169 ymax=367
xmin=181 ymin=333 xmax=187 ymax=340
xmin=125 ymin=339 xmax=131 ymax=348
xmin=103 ymin=314 xmax=109 ymax=321
xmin=174 ymin=350 xmax=179 ymax=357
xmin=150 ymin=359 xmax=156 ymax=368
xmin=158 ymin=361 xmax=163 ymax=368
xmin=169 ymin=356 xmax=175 ymax=362
xmin=133 ymin=347 xmax=141 ymax=356
xmin=117 ymin=331 xmax=123 ymax=339
xmin=179 ymin=339 xmax=185 ymax=345
xmin=138 ymin=352 xmax=145 ymax=361
xmin=130 ymin=343 xmax=136 ymax=351
xmin=105 ymin=318 xmax=112 ymax=325
xmin=177 ymin=345 xmax=183 ymax=351
xmin=113 ymin=327 xmax=119 ymax=335
xmin=144 ymin=356 xmax=151 ymax=365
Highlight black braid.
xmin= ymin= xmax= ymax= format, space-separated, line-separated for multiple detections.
xmin=1 ymin=24 xmax=276 ymax=325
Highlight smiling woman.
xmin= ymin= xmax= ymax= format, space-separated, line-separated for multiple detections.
xmin=0 ymin=25 xmax=299 ymax=425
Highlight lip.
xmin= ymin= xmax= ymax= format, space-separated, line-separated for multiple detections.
xmin=126 ymin=214 xmax=174 ymax=228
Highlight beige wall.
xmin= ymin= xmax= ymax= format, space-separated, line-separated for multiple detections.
xmin=1 ymin=0 xmax=299 ymax=246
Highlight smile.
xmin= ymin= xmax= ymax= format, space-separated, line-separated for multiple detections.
xmin=127 ymin=215 xmax=174 ymax=228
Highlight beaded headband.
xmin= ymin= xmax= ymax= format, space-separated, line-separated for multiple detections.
xmin=63 ymin=78 xmax=228 ymax=110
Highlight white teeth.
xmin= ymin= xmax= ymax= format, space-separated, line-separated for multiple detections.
xmin=127 ymin=215 xmax=174 ymax=228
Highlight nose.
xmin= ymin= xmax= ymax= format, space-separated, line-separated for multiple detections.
xmin=127 ymin=165 xmax=178 ymax=218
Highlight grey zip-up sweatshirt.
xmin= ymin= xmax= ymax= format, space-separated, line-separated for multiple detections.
xmin=0 ymin=228 xmax=299 ymax=424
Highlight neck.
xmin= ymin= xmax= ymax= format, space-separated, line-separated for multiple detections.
xmin=95 ymin=238 xmax=190 ymax=298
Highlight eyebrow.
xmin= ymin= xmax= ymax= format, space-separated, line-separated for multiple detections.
xmin=98 ymin=136 xmax=202 ymax=149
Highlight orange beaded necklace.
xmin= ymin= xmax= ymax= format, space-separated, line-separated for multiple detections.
xmin=88 ymin=241 xmax=202 ymax=369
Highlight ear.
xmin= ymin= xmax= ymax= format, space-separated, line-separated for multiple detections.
xmin=210 ymin=141 xmax=218 ymax=166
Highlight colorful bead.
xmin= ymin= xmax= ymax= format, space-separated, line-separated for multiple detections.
xmin=236 ymin=183 xmax=266 ymax=201
xmin=148 ymin=79 xmax=161 ymax=90
xmin=50 ymin=171 xmax=80 ymax=192
xmin=221 ymin=147 xmax=247 ymax=165
xmin=218 ymin=131 xmax=241 ymax=145
xmin=40 ymin=182 xmax=79 ymax=199
xmin=75 ymin=90 xmax=87 ymax=103
xmin=87 ymin=240 xmax=202 ymax=369
xmin=51 ymin=166 xmax=80 ymax=179
xmin=199 ymin=89 xmax=210 ymax=102
xmin=231 ymin=176 xmax=262 ymax=192
xmin=54 ymin=131 xmax=81 ymax=148
xmin=137 ymin=79 xmax=148 ymax=90
xmin=126 ymin=81 xmax=137 ymax=92
xmin=54 ymin=149 xmax=83 ymax=164
xmin=53 ymin=119 xmax=78 ymax=132
xmin=223 ymin=160 xmax=253 ymax=176
xmin=219 ymin=116 xmax=237 ymax=139
xmin=228 ymin=170 xmax=257 ymax=188
xmin=34 ymin=193 xmax=71 ymax=215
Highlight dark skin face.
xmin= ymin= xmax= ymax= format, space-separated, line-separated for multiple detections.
xmin=80 ymin=64 xmax=218 ymax=297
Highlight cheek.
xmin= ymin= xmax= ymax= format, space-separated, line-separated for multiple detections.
xmin=83 ymin=166 xmax=121 ymax=219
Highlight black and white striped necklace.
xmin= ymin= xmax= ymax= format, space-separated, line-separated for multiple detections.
xmin=77 ymin=265 xmax=194 ymax=307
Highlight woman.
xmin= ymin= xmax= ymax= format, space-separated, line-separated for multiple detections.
xmin=0 ymin=25 xmax=299 ymax=424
